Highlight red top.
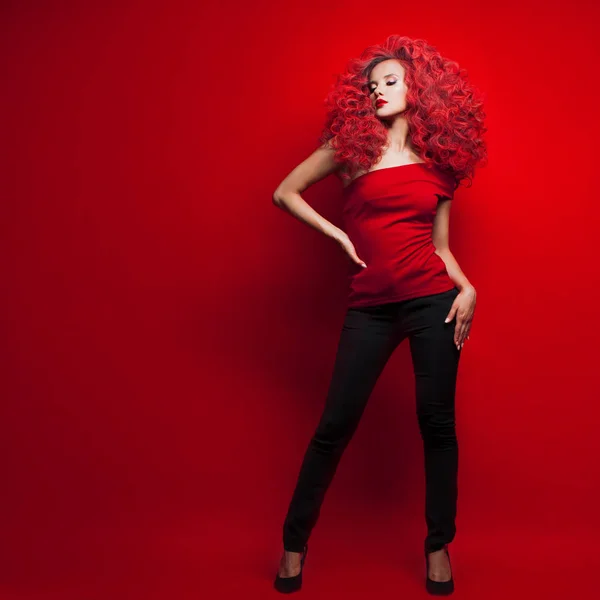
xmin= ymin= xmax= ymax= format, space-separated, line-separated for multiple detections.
xmin=342 ymin=162 xmax=456 ymax=307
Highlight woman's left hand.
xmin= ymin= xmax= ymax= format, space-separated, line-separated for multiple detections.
xmin=445 ymin=286 xmax=476 ymax=350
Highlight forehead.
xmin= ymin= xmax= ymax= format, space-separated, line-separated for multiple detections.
xmin=368 ymin=59 xmax=405 ymax=82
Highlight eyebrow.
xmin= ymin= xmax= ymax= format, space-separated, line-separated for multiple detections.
xmin=368 ymin=73 xmax=397 ymax=85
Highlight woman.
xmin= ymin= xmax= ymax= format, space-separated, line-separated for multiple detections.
xmin=271 ymin=35 xmax=487 ymax=595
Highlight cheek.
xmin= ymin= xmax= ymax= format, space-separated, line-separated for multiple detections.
xmin=392 ymin=86 xmax=406 ymax=101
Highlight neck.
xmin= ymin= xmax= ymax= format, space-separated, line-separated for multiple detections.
xmin=381 ymin=115 xmax=412 ymax=154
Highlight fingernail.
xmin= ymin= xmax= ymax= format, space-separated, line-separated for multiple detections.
xmin=445 ymin=318 xmax=450 ymax=323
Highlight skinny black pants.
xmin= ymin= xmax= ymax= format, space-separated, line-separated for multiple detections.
xmin=282 ymin=286 xmax=462 ymax=555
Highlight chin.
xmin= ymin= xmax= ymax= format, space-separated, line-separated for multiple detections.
xmin=383 ymin=108 xmax=405 ymax=118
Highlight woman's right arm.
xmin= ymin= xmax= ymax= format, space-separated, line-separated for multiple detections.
xmin=272 ymin=143 xmax=367 ymax=268
xmin=272 ymin=142 xmax=343 ymax=240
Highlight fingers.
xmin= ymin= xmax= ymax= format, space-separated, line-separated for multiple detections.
xmin=350 ymin=251 xmax=366 ymax=268
xmin=341 ymin=239 xmax=367 ymax=268
xmin=350 ymin=254 xmax=366 ymax=268
xmin=455 ymin=320 xmax=472 ymax=350
xmin=454 ymin=321 xmax=463 ymax=350
xmin=347 ymin=255 xmax=366 ymax=268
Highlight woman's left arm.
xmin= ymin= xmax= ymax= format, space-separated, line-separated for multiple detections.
xmin=432 ymin=198 xmax=477 ymax=350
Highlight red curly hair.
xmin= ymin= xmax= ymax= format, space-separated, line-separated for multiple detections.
xmin=318 ymin=35 xmax=488 ymax=190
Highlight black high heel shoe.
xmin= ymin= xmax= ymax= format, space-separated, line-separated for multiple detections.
xmin=273 ymin=544 xmax=308 ymax=594
xmin=425 ymin=544 xmax=454 ymax=595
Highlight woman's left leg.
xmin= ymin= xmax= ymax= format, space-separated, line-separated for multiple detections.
xmin=404 ymin=287 xmax=462 ymax=554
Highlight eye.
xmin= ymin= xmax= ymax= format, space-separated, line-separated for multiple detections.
xmin=368 ymin=80 xmax=396 ymax=94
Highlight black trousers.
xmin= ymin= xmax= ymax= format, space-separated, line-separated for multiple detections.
xmin=282 ymin=286 xmax=462 ymax=554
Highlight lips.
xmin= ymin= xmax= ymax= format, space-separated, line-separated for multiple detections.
xmin=375 ymin=100 xmax=387 ymax=107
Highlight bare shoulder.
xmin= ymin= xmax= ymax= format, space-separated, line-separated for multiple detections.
xmin=273 ymin=139 xmax=343 ymax=197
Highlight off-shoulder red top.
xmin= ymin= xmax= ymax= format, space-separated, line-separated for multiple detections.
xmin=341 ymin=162 xmax=457 ymax=308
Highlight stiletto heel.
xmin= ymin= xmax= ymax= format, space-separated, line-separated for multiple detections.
xmin=425 ymin=544 xmax=454 ymax=595
xmin=274 ymin=544 xmax=308 ymax=593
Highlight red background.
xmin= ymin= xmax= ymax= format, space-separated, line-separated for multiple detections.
xmin=2 ymin=1 xmax=599 ymax=598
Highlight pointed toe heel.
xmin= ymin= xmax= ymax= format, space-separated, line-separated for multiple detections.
xmin=273 ymin=544 xmax=308 ymax=594
xmin=425 ymin=545 xmax=454 ymax=595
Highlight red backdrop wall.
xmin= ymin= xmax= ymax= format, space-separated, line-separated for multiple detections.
xmin=2 ymin=1 xmax=599 ymax=598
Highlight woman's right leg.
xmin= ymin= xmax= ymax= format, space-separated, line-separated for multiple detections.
xmin=282 ymin=303 xmax=402 ymax=552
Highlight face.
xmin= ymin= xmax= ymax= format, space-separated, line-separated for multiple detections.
xmin=367 ymin=59 xmax=408 ymax=118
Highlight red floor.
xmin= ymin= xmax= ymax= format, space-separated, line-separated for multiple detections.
xmin=0 ymin=509 xmax=589 ymax=599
